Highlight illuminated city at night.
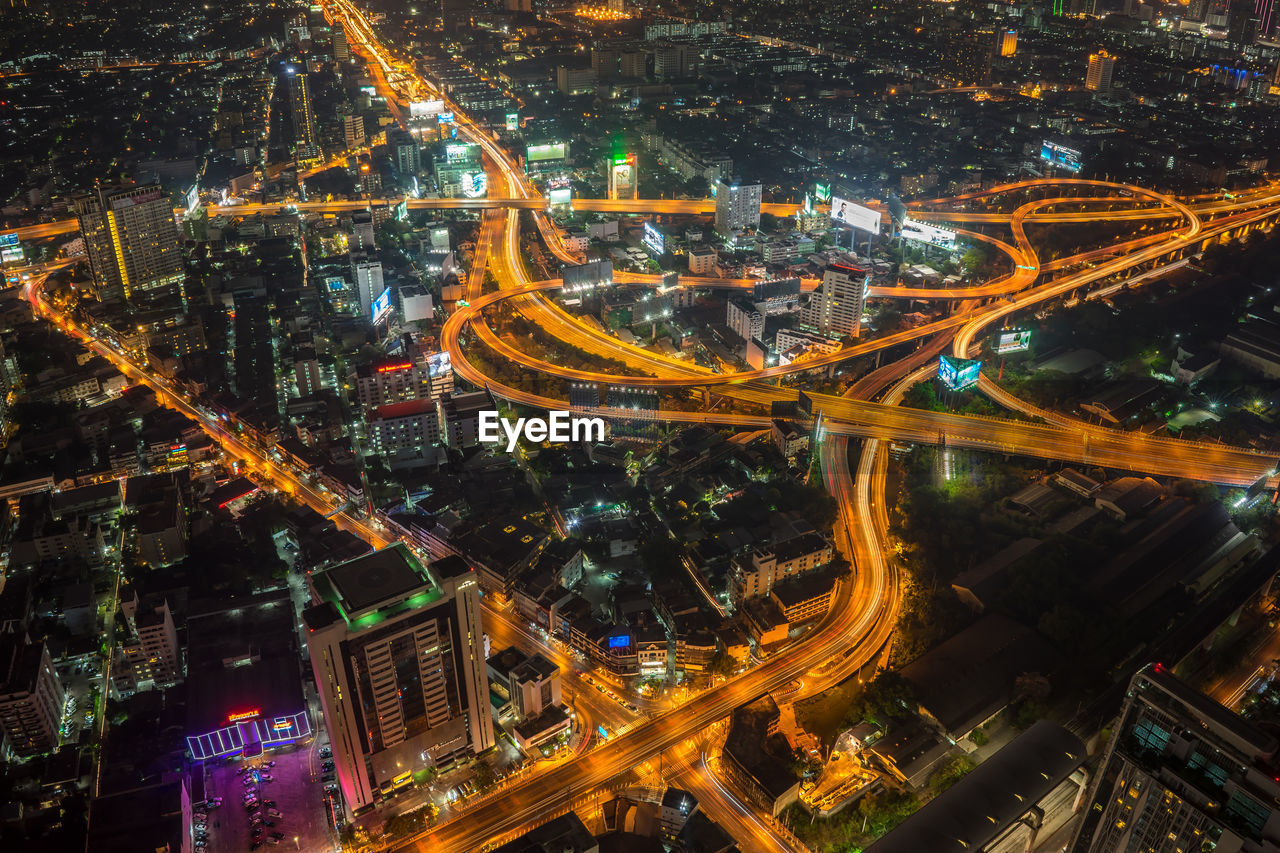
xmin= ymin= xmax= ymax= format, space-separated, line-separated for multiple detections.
xmin=4 ymin=1 xmax=1280 ymax=852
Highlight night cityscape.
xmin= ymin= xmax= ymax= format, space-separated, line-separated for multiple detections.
xmin=5 ymin=0 xmax=1280 ymax=852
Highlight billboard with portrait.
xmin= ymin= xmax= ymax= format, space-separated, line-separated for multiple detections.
xmin=830 ymin=197 xmax=882 ymax=234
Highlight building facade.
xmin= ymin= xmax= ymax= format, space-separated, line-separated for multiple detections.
xmin=305 ymin=547 xmax=494 ymax=813
xmin=1070 ymin=663 xmax=1280 ymax=853
xmin=0 ymin=638 xmax=65 ymax=758
xmin=714 ymin=179 xmax=763 ymax=234
xmin=72 ymin=184 xmax=184 ymax=307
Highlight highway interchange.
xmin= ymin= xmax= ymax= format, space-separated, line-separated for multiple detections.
xmin=11 ymin=0 xmax=1280 ymax=849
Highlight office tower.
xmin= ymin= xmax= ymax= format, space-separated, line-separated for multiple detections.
xmin=353 ymin=258 xmax=384 ymax=317
xmin=1070 ymin=663 xmax=1280 ymax=853
xmin=333 ymin=21 xmax=350 ymax=61
xmin=0 ymin=637 xmax=65 ymax=757
xmin=304 ymin=546 xmax=494 ymax=813
xmin=804 ymin=257 xmax=869 ymax=338
xmin=343 ymin=114 xmax=365 ymax=150
xmin=388 ymin=129 xmax=421 ymax=175
xmin=286 ymin=66 xmax=319 ymax=158
xmin=714 ymin=178 xmax=763 ymax=234
xmin=72 ymin=183 xmax=185 ymax=307
xmin=999 ymin=28 xmax=1018 ymax=57
xmin=1085 ymin=50 xmax=1115 ymax=93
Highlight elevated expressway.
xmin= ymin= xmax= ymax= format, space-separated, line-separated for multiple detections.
xmin=17 ymin=0 xmax=1280 ymax=847
xmin=307 ymin=4 xmax=1280 ymax=848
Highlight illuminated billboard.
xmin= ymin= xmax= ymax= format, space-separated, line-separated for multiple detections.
xmin=0 ymin=246 xmax=22 ymax=264
xmin=409 ymin=99 xmax=445 ymax=117
xmin=392 ymin=200 xmax=409 ymax=222
xmin=460 ymin=172 xmax=488 ymax=198
xmin=938 ymin=355 xmax=981 ymax=391
xmin=901 ymin=218 xmax=957 ymax=251
xmin=427 ymin=351 xmax=452 ymax=377
xmin=995 ymin=329 xmax=1032 ymax=354
xmin=527 ymin=142 xmax=567 ymax=162
xmin=506 ymin=113 xmax=519 ymax=131
xmin=0 ymin=233 xmax=18 ymax=249
xmin=643 ymin=221 xmax=665 ymax=255
xmin=608 ymin=154 xmax=636 ymax=200
xmin=1040 ymin=141 xmax=1083 ymax=173
xmin=438 ymin=111 xmax=455 ymax=124
xmin=548 ymin=188 xmax=572 ymax=207
xmin=814 ymin=183 xmax=832 ymax=203
xmin=445 ymin=143 xmax=479 ymax=163
xmin=831 ymin=197 xmax=882 ymax=234
xmin=371 ymin=288 xmax=393 ymax=323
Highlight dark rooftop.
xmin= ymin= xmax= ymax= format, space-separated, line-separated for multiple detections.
xmin=865 ymin=721 xmax=1085 ymax=853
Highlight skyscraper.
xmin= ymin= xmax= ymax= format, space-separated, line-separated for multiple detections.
xmin=304 ymin=546 xmax=493 ymax=813
xmin=1085 ymin=50 xmax=1115 ymax=93
xmin=803 ymin=257 xmax=869 ymax=338
xmin=714 ymin=178 xmax=762 ymax=234
xmin=999 ymin=29 xmax=1018 ymax=57
xmin=332 ymin=21 xmax=350 ymax=61
xmin=72 ymin=183 xmax=185 ymax=307
xmin=353 ymin=258 xmax=385 ymax=317
xmin=1069 ymin=663 xmax=1280 ymax=853
xmin=286 ymin=66 xmax=319 ymax=158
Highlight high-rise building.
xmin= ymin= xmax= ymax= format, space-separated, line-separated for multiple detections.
xmin=286 ymin=66 xmax=319 ymax=158
xmin=72 ymin=183 xmax=184 ymax=307
xmin=803 ymin=257 xmax=869 ymax=338
xmin=353 ymin=354 xmax=454 ymax=410
xmin=1070 ymin=663 xmax=1280 ymax=853
xmin=353 ymin=258 xmax=385 ymax=317
xmin=332 ymin=21 xmax=350 ymax=61
xmin=1085 ymin=50 xmax=1115 ymax=92
xmin=999 ymin=28 xmax=1018 ymax=57
xmin=121 ymin=593 xmax=182 ymax=687
xmin=0 ymin=637 xmax=65 ymax=757
xmin=950 ymin=31 xmax=994 ymax=85
xmin=343 ymin=114 xmax=365 ymax=150
xmin=304 ymin=546 xmax=493 ymax=813
xmin=714 ymin=178 xmax=763 ymax=234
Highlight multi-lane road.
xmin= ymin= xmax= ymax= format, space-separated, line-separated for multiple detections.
xmin=13 ymin=1 xmax=1280 ymax=849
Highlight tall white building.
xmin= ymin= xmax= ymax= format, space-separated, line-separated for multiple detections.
xmin=1085 ymin=50 xmax=1115 ymax=93
xmin=803 ymin=258 xmax=870 ymax=338
xmin=714 ymin=179 xmax=763 ymax=234
xmin=353 ymin=258 xmax=384 ymax=317
xmin=305 ymin=547 xmax=493 ymax=813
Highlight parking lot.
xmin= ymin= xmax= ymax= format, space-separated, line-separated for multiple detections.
xmin=197 ymin=742 xmax=337 ymax=852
